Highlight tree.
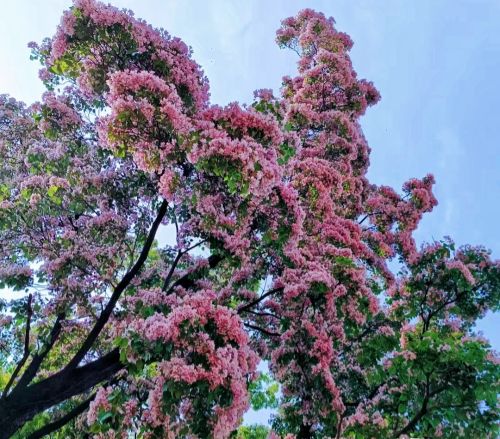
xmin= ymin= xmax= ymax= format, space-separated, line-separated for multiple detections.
xmin=0 ymin=1 xmax=498 ymax=437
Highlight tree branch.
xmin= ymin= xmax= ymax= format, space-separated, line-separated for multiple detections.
xmin=237 ymin=287 xmax=283 ymax=314
xmin=2 ymin=294 xmax=33 ymax=399
xmin=164 ymin=254 xmax=223 ymax=294
xmin=394 ymin=375 xmax=432 ymax=437
xmin=297 ymin=423 xmax=313 ymax=439
xmin=242 ymin=309 xmax=279 ymax=319
xmin=0 ymin=349 xmax=122 ymax=439
xmin=26 ymin=393 xmax=95 ymax=439
xmin=162 ymin=250 xmax=183 ymax=292
xmin=244 ymin=322 xmax=281 ymax=337
xmin=65 ymin=200 xmax=168 ymax=370
xmin=14 ymin=313 xmax=65 ymax=390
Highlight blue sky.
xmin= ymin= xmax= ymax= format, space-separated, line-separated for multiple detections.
xmin=1 ymin=0 xmax=498 ymax=369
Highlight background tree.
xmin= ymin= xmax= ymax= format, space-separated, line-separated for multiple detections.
xmin=0 ymin=1 xmax=498 ymax=438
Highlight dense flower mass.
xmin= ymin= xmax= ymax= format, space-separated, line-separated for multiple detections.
xmin=0 ymin=2 xmax=498 ymax=439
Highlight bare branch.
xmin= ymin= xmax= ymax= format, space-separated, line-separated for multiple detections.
xmin=164 ymin=254 xmax=224 ymax=295
xmin=237 ymin=287 xmax=283 ymax=314
xmin=15 ymin=313 xmax=65 ymax=390
xmin=162 ymin=250 xmax=183 ymax=292
xmin=244 ymin=322 xmax=281 ymax=337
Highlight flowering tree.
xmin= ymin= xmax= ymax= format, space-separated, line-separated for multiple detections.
xmin=0 ymin=1 xmax=498 ymax=438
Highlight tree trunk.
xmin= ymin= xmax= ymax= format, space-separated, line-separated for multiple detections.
xmin=0 ymin=349 xmax=122 ymax=439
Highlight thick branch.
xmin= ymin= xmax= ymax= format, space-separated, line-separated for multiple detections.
xmin=14 ymin=313 xmax=65 ymax=390
xmin=0 ymin=349 xmax=121 ymax=439
xmin=66 ymin=200 xmax=168 ymax=370
xmin=394 ymin=400 xmax=428 ymax=437
xmin=297 ymin=423 xmax=313 ymax=439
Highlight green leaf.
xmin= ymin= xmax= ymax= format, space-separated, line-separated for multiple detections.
xmin=98 ymin=411 xmax=113 ymax=423
xmin=47 ymin=185 xmax=62 ymax=205
xmin=278 ymin=141 xmax=295 ymax=165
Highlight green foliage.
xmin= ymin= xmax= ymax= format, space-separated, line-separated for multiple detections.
xmin=235 ymin=424 xmax=269 ymax=439
xmin=11 ymin=398 xmax=86 ymax=439
xmin=196 ymin=156 xmax=250 ymax=196
xmin=277 ymin=141 xmax=295 ymax=165
xmin=249 ymin=373 xmax=279 ymax=411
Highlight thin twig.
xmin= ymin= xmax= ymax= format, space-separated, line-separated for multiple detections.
xmin=237 ymin=287 xmax=283 ymax=314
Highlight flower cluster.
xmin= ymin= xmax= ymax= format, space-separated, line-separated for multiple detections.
xmin=122 ymin=290 xmax=258 ymax=438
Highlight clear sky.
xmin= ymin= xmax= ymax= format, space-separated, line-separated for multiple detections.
xmin=1 ymin=0 xmax=498 ymax=392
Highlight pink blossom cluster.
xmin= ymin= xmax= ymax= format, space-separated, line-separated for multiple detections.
xmin=364 ymin=174 xmax=438 ymax=264
xmin=265 ymin=9 xmax=391 ymax=429
xmin=124 ymin=290 xmax=258 ymax=437
xmin=445 ymin=259 xmax=475 ymax=285
xmin=87 ymin=386 xmax=112 ymax=425
xmin=39 ymin=91 xmax=82 ymax=132
xmin=46 ymin=0 xmax=209 ymax=110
